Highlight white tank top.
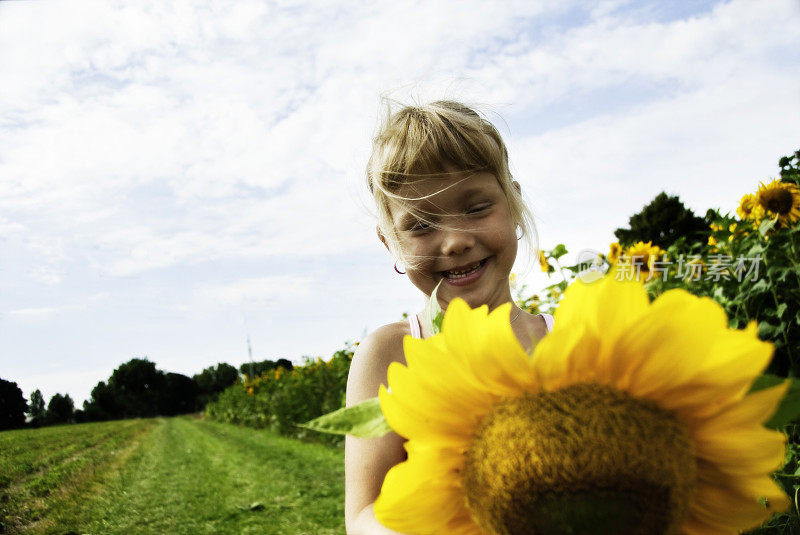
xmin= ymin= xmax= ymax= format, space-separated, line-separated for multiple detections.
xmin=408 ymin=310 xmax=554 ymax=339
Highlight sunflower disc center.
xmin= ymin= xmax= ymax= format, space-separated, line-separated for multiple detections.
xmin=761 ymin=188 xmax=793 ymax=214
xmin=462 ymin=382 xmax=696 ymax=535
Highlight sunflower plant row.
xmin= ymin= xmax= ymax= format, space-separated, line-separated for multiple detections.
xmin=204 ymin=346 xmax=354 ymax=446
xmin=536 ymin=174 xmax=799 ymax=378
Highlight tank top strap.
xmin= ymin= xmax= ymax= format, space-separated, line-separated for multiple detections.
xmin=408 ymin=313 xmax=422 ymax=339
xmin=537 ymin=312 xmax=555 ymax=333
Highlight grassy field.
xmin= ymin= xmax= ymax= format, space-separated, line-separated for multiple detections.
xmin=0 ymin=416 xmax=345 ymax=534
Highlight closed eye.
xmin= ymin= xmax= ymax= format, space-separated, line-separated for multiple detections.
xmin=468 ymin=203 xmax=492 ymax=214
xmin=409 ymin=220 xmax=432 ymax=232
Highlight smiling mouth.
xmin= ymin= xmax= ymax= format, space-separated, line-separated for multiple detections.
xmin=440 ymin=257 xmax=489 ymax=279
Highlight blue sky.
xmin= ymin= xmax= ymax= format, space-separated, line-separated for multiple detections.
xmin=1 ymin=0 xmax=798 ymax=406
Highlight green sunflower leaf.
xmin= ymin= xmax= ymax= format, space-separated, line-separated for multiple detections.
xmin=550 ymin=243 xmax=569 ymax=260
xmin=298 ymin=397 xmax=392 ymax=438
xmin=748 ymin=374 xmax=800 ymax=429
xmin=759 ymin=217 xmax=777 ymax=237
xmin=420 ymin=279 xmax=444 ymax=335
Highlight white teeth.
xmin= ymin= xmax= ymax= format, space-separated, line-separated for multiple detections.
xmin=445 ymin=260 xmax=484 ymax=278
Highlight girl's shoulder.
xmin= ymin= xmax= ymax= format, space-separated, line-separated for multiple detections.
xmin=345 ymin=321 xmax=410 ymax=406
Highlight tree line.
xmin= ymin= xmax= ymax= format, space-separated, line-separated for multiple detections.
xmin=0 ymin=357 xmax=294 ymax=430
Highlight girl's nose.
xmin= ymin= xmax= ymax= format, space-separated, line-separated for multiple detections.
xmin=440 ymin=226 xmax=475 ymax=256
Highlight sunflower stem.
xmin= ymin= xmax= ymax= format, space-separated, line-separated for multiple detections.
xmin=762 ymin=253 xmax=794 ymax=369
xmin=552 ymin=257 xmax=570 ymax=286
xmin=785 ymin=234 xmax=800 ymax=289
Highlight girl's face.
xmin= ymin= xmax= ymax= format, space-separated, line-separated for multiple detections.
xmin=386 ymin=170 xmax=519 ymax=311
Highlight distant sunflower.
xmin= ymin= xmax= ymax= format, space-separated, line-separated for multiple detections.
xmin=607 ymin=242 xmax=622 ymax=264
xmin=737 ymin=193 xmax=766 ymax=222
xmin=757 ymin=179 xmax=800 ymax=228
xmin=538 ymin=250 xmax=550 ymax=273
xmin=375 ymin=275 xmax=788 ymax=535
xmin=621 ymin=241 xmax=666 ymax=277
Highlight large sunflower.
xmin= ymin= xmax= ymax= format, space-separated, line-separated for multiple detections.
xmin=756 ymin=179 xmax=800 ymax=228
xmin=375 ymin=275 xmax=789 ymax=535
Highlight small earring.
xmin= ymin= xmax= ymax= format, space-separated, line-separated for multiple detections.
xmin=516 ymin=225 xmax=524 ymax=240
xmin=394 ymin=262 xmax=406 ymax=274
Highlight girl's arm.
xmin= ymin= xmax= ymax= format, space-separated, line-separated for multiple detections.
xmin=344 ymin=325 xmax=414 ymax=535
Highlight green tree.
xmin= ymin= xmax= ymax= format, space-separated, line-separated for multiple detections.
xmin=158 ymin=372 xmax=199 ymax=416
xmin=779 ymin=149 xmax=800 ymax=185
xmin=614 ymin=192 xmax=708 ymax=249
xmin=27 ymin=389 xmax=46 ymax=427
xmin=45 ymin=393 xmax=74 ymax=425
xmin=82 ymin=380 xmax=121 ymax=421
xmin=107 ymin=358 xmax=165 ymax=418
xmin=238 ymin=359 xmax=294 ymax=379
xmin=0 ymin=378 xmax=28 ymax=430
xmin=194 ymin=363 xmax=240 ymax=408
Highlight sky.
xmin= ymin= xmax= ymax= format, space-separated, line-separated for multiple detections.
xmin=1 ymin=0 xmax=798 ymax=407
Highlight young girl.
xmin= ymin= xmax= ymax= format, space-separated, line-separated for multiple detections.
xmin=344 ymin=100 xmax=554 ymax=535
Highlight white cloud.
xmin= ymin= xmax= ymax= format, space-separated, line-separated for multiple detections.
xmin=6 ymin=307 xmax=60 ymax=320
xmin=195 ymin=275 xmax=313 ymax=307
xmin=6 ymin=304 xmax=86 ymax=320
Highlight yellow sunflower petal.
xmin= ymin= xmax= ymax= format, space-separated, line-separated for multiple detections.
xmin=441 ymin=508 xmax=484 ymax=535
xmin=692 ymin=383 xmax=789 ymax=478
xmin=440 ymin=300 xmax=529 ymax=396
xmin=553 ymin=275 xmax=649 ymax=361
xmin=688 ymin=478 xmax=790 ymax=533
xmin=532 ymin=323 xmax=601 ymax=391
xmin=695 ymin=425 xmax=786 ymax=478
xmin=654 ymin=327 xmax=774 ymax=421
xmin=379 ymin=384 xmax=474 ymax=446
xmin=697 ymin=380 xmax=789 ymax=430
xmin=374 ymin=446 xmax=465 ymax=533
xmin=403 ymin=335 xmax=499 ymax=411
xmin=682 ymin=515 xmax=731 ymax=535
xmin=696 ymin=461 xmax=789 ymax=510
xmin=612 ymin=290 xmax=735 ymax=397
xmin=483 ymin=303 xmax=540 ymax=390
xmin=386 ymin=360 xmax=489 ymax=430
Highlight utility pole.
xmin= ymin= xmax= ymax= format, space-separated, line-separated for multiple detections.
xmin=247 ymin=335 xmax=254 ymax=379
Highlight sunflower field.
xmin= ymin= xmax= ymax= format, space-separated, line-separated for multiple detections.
xmin=537 ymin=150 xmax=799 ymax=377
xmin=205 ymin=345 xmax=354 ymax=446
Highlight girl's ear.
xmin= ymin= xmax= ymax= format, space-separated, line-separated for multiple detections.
xmin=513 ymin=180 xmax=521 ymax=194
xmin=376 ymin=226 xmax=390 ymax=252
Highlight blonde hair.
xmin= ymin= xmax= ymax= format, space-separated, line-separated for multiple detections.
xmin=366 ymin=99 xmax=539 ymax=272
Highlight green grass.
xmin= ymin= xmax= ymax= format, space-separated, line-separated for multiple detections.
xmin=0 ymin=416 xmax=345 ymax=534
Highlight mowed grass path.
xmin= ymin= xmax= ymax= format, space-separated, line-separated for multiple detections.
xmin=0 ymin=417 xmax=345 ymax=534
